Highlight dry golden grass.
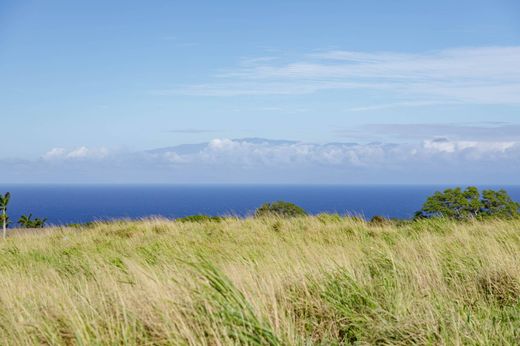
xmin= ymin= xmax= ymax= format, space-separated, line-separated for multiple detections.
xmin=0 ymin=216 xmax=519 ymax=345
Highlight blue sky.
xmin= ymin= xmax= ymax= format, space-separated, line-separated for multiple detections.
xmin=1 ymin=1 xmax=519 ymax=183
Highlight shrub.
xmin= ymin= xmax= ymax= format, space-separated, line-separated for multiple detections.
xmin=176 ymin=215 xmax=223 ymax=223
xmin=369 ymin=215 xmax=391 ymax=225
xmin=255 ymin=201 xmax=307 ymax=218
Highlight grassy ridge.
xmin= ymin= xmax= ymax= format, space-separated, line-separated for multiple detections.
xmin=0 ymin=217 xmax=519 ymax=345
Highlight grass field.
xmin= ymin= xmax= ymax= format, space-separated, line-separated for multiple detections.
xmin=0 ymin=216 xmax=519 ymax=345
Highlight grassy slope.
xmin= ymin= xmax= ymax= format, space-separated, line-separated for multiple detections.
xmin=0 ymin=217 xmax=519 ymax=345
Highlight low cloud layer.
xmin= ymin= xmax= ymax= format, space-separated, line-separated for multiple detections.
xmin=148 ymin=137 xmax=519 ymax=167
xmin=1 ymin=136 xmax=518 ymax=184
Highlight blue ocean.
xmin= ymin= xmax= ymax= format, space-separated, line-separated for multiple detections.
xmin=1 ymin=185 xmax=519 ymax=225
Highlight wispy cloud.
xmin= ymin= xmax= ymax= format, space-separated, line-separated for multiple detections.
xmin=166 ymin=128 xmax=218 ymax=134
xmin=338 ymin=122 xmax=520 ymax=141
xmin=346 ymin=100 xmax=450 ymax=112
xmin=163 ymin=46 xmax=520 ymax=105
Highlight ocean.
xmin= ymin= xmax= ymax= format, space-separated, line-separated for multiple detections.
xmin=1 ymin=185 xmax=519 ymax=225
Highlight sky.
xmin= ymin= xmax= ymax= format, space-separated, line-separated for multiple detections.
xmin=1 ymin=0 xmax=519 ymax=184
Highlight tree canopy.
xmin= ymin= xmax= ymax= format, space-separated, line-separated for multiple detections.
xmin=415 ymin=187 xmax=519 ymax=220
xmin=17 ymin=214 xmax=47 ymax=228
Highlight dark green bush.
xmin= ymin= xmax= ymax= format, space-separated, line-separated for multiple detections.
xmin=255 ymin=201 xmax=307 ymax=218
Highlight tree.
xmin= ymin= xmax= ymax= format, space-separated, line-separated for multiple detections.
xmin=0 ymin=192 xmax=11 ymax=239
xmin=17 ymin=214 xmax=33 ymax=228
xmin=415 ymin=187 xmax=519 ymax=220
xmin=32 ymin=218 xmax=47 ymax=228
xmin=17 ymin=214 xmax=47 ymax=228
xmin=415 ymin=187 xmax=479 ymax=220
xmin=255 ymin=201 xmax=307 ymax=218
xmin=481 ymin=189 xmax=520 ymax=219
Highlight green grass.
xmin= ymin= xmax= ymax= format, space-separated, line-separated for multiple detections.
xmin=0 ymin=217 xmax=519 ymax=345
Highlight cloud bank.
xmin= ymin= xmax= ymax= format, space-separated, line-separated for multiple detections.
xmin=148 ymin=137 xmax=518 ymax=167
xmin=1 ymin=135 xmax=519 ymax=184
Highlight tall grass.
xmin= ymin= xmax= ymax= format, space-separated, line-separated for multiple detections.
xmin=0 ymin=216 xmax=518 ymax=345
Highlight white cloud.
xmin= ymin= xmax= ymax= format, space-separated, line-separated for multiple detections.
xmin=4 ymin=137 xmax=519 ymax=183
xmin=424 ymin=138 xmax=513 ymax=152
xmin=42 ymin=146 xmax=109 ymax=160
xmin=152 ymin=138 xmax=520 ymax=167
xmin=66 ymin=146 xmax=90 ymax=159
xmin=42 ymin=148 xmax=66 ymax=160
xmin=165 ymin=46 xmax=520 ymax=104
xmin=38 ymin=137 xmax=520 ymax=171
xmin=422 ymin=138 xmax=516 ymax=158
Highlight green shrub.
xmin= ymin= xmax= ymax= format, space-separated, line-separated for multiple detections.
xmin=176 ymin=215 xmax=223 ymax=223
xmin=255 ymin=201 xmax=307 ymax=218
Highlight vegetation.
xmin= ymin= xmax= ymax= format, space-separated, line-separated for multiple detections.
xmin=255 ymin=201 xmax=307 ymax=218
xmin=369 ymin=215 xmax=390 ymax=225
xmin=17 ymin=214 xmax=47 ymax=228
xmin=176 ymin=214 xmax=223 ymax=223
xmin=0 ymin=192 xmax=10 ymax=239
xmin=0 ymin=216 xmax=518 ymax=345
xmin=415 ymin=187 xmax=519 ymax=220
xmin=0 ymin=192 xmax=48 ymax=236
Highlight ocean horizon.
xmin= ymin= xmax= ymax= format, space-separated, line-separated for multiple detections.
xmin=1 ymin=184 xmax=519 ymax=225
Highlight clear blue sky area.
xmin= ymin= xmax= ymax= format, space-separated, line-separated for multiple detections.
xmin=1 ymin=1 xmax=519 ymax=183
